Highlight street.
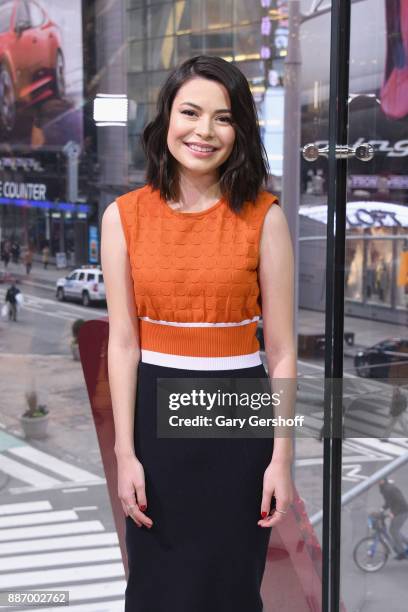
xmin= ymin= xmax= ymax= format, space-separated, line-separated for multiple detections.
xmin=0 ymin=263 xmax=408 ymax=611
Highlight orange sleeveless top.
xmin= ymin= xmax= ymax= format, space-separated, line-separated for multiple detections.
xmin=116 ymin=184 xmax=279 ymax=370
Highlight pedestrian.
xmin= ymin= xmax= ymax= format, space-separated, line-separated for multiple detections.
xmin=23 ymin=246 xmax=33 ymax=275
xmin=42 ymin=245 xmax=50 ymax=269
xmin=2 ymin=242 xmax=11 ymax=269
xmin=382 ymin=386 xmax=408 ymax=439
xmin=11 ymin=241 xmax=18 ymax=263
xmin=5 ymin=282 xmax=21 ymax=322
xmin=101 ymin=55 xmax=296 ymax=611
xmin=379 ymin=476 xmax=408 ymax=559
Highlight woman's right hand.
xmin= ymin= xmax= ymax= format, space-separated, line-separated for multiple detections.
xmin=117 ymin=453 xmax=153 ymax=529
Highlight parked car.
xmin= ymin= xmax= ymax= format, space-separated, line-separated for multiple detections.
xmin=354 ymin=338 xmax=408 ymax=378
xmin=0 ymin=0 xmax=65 ymax=135
xmin=56 ymin=266 xmax=105 ymax=307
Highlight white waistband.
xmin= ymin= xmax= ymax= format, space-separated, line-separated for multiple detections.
xmin=139 ymin=316 xmax=260 ymax=328
xmin=140 ymin=350 xmax=262 ymax=370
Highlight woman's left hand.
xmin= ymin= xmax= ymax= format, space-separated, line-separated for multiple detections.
xmin=257 ymin=460 xmax=295 ymax=528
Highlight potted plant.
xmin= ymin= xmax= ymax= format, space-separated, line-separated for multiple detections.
xmin=71 ymin=318 xmax=85 ymax=360
xmin=21 ymin=391 xmax=49 ymax=439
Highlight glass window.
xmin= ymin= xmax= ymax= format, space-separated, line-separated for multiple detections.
xmin=147 ymin=71 xmax=169 ymax=104
xmin=128 ymin=7 xmax=145 ymax=41
xmin=99 ymin=274 xmax=104 ymax=283
xmin=234 ymin=24 xmax=261 ymax=57
xmin=396 ymin=239 xmax=408 ymax=311
xmin=365 ymin=233 xmax=393 ymax=306
xmin=175 ymin=0 xmax=202 ymax=34
xmin=0 ymin=2 xmax=13 ymax=33
xmin=345 ymin=237 xmax=364 ymax=302
xmin=147 ymin=3 xmax=174 ymax=38
xmin=147 ymin=37 xmax=175 ymax=70
xmin=87 ymin=273 xmax=95 ymax=281
xmin=128 ymin=73 xmax=148 ymax=103
xmin=202 ymin=0 xmax=233 ymax=29
xmin=28 ymin=1 xmax=44 ymax=27
xmin=128 ymin=40 xmax=145 ymax=72
xmin=78 ymin=272 xmax=85 ymax=281
xmin=233 ymin=2 xmax=261 ymax=26
xmin=176 ymin=32 xmax=204 ymax=62
xmin=203 ymin=29 xmax=234 ymax=56
xmin=67 ymin=272 xmax=78 ymax=281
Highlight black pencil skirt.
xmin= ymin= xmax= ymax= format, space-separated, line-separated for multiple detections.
xmin=124 ymin=361 xmax=274 ymax=612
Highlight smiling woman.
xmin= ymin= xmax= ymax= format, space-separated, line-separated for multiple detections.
xmin=141 ymin=55 xmax=271 ymax=213
xmin=101 ymin=54 xmax=296 ymax=612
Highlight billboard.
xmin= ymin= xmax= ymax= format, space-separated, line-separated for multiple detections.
xmin=0 ymin=0 xmax=83 ymax=151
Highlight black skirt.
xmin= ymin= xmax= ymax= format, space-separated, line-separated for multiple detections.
xmin=125 ymin=361 xmax=274 ymax=612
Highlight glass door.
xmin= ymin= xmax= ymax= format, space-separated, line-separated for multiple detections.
xmin=340 ymin=1 xmax=408 ymax=611
xmin=298 ymin=1 xmax=408 ymax=610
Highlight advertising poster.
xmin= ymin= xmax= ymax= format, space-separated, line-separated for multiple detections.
xmin=0 ymin=0 xmax=83 ymax=151
xmin=88 ymin=224 xmax=98 ymax=264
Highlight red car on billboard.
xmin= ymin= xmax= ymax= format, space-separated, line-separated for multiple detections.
xmin=0 ymin=0 xmax=65 ymax=135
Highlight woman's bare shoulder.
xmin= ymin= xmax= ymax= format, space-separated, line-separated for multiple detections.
xmin=102 ymin=200 xmax=120 ymax=223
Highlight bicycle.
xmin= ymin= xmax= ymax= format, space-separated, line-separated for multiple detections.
xmin=353 ymin=508 xmax=408 ymax=572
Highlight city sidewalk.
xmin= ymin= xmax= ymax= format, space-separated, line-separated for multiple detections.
xmin=0 ymin=259 xmax=77 ymax=287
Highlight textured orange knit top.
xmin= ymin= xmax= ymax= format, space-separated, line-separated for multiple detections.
xmin=116 ymin=184 xmax=279 ymax=370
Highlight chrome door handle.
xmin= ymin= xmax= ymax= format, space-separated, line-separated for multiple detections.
xmin=302 ymin=143 xmax=374 ymax=162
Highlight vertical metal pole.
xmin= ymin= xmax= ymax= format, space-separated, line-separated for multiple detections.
xmin=322 ymin=1 xmax=351 ymax=610
xmin=63 ymin=141 xmax=81 ymax=264
xmin=282 ymin=0 xmax=301 ymax=355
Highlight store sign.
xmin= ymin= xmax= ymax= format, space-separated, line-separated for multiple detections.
xmin=0 ymin=158 xmax=44 ymax=172
xmin=0 ymin=181 xmax=47 ymax=201
xmin=299 ymin=201 xmax=408 ymax=229
xmin=350 ymin=175 xmax=408 ymax=189
xmin=314 ymin=138 xmax=408 ymax=158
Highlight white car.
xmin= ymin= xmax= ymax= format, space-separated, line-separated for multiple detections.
xmin=56 ymin=266 xmax=105 ymax=306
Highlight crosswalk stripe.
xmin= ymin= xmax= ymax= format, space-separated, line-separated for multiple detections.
xmin=0 ymin=562 xmax=124 ymax=588
xmin=352 ymin=437 xmax=408 ymax=456
xmin=0 ymin=455 xmax=61 ymax=487
xmin=295 ymin=454 xmax=391 ymax=467
xmin=0 ymin=546 xmax=122 ymax=571
xmin=9 ymin=447 xmax=103 ymax=483
xmin=0 ymin=510 xmax=78 ymax=529
xmin=0 ymin=532 xmax=118 ymax=556
xmin=0 ymin=520 xmax=104 ymax=542
xmin=0 ymin=501 xmax=52 ymax=516
xmin=9 ymin=478 xmax=107 ymax=495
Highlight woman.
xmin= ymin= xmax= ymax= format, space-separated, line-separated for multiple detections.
xmin=101 ymin=55 xmax=296 ymax=611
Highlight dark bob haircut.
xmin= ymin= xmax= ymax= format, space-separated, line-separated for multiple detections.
xmin=141 ymin=55 xmax=270 ymax=213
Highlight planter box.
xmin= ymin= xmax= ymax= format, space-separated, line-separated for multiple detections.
xmin=20 ymin=414 xmax=49 ymax=439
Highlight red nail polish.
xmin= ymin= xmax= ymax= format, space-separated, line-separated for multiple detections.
xmin=261 ymin=511 xmax=268 ymax=518
xmin=140 ymin=504 xmax=147 ymax=511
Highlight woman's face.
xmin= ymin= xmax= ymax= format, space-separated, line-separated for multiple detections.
xmin=167 ymin=77 xmax=236 ymax=178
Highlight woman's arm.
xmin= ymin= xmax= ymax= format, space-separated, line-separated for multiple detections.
xmin=101 ymin=201 xmax=153 ymax=529
xmin=101 ymin=200 xmax=141 ymax=458
xmin=258 ymin=202 xmax=297 ymax=463
xmin=257 ymin=202 xmax=297 ymax=527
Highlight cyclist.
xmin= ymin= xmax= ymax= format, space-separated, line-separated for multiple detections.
xmin=379 ymin=476 xmax=408 ymax=560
